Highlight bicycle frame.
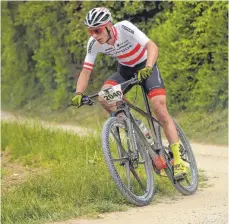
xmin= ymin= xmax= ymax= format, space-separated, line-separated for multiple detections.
xmin=77 ymin=75 xmax=164 ymax=158
xmin=126 ymin=86 xmax=161 ymax=145
xmin=114 ymin=85 xmax=163 ymax=150
xmin=108 ymin=89 xmax=166 ymax=171
xmin=76 ymin=76 xmax=198 ymax=192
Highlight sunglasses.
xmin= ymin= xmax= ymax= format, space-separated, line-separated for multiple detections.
xmin=88 ymin=26 xmax=105 ymax=35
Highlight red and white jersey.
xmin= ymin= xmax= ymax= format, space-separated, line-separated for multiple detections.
xmin=83 ymin=20 xmax=150 ymax=71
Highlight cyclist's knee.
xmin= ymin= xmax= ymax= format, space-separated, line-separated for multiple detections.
xmin=150 ymin=96 xmax=170 ymax=124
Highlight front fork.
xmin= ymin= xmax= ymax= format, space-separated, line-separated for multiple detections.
xmin=126 ymin=114 xmax=139 ymax=164
xmin=111 ymin=106 xmax=139 ymax=167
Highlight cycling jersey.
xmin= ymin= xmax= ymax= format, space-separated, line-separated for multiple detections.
xmin=83 ymin=20 xmax=150 ymax=71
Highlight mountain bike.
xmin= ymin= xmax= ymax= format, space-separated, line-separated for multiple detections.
xmin=71 ymin=74 xmax=198 ymax=206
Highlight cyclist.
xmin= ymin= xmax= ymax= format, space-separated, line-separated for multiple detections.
xmin=72 ymin=7 xmax=186 ymax=179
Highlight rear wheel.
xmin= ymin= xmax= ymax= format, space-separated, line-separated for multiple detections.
xmin=101 ymin=117 xmax=155 ymax=206
xmin=155 ymin=119 xmax=198 ymax=195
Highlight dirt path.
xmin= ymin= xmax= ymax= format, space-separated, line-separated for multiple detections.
xmin=1 ymin=111 xmax=91 ymax=136
xmin=52 ymin=144 xmax=228 ymax=224
xmin=1 ymin=111 xmax=228 ymax=224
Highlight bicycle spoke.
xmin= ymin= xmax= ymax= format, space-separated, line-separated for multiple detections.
xmin=184 ymin=175 xmax=191 ymax=185
xmin=112 ymin=157 xmax=129 ymax=163
xmin=182 ymin=158 xmax=192 ymax=164
xmin=138 ymin=160 xmax=146 ymax=164
xmin=177 ymin=174 xmax=191 ymax=186
xmin=130 ymin=165 xmax=147 ymax=193
xmin=125 ymin=161 xmax=131 ymax=190
xmin=110 ymin=129 xmax=126 ymax=154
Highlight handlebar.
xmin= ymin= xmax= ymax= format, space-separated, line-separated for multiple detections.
xmin=69 ymin=74 xmax=139 ymax=108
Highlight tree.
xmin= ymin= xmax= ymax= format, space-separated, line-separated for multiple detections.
xmin=149 ymin=1 xmax=228 ymax=112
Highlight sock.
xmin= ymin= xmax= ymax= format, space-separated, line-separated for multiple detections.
xmin=170 ymin=142 xmax=182 ymax=162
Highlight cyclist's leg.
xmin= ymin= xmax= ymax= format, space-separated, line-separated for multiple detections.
xmin=142 ymin=65 xmax=187 ymax=177
xmin=141 ymin=65 xmax=176 ymax=142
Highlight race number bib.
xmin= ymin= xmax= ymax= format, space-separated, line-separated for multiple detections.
xmin=98 ymin=85 xmax=123 ymax=104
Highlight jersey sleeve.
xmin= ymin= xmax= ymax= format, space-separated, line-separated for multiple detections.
xmin=119 ymin=20 xmax=150 ymax=47
xmin=83 ymin=37 xmax=100 ymax=71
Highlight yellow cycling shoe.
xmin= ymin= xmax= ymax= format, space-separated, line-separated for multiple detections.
xmin=170 ymin=142 xmax=187 ymax=180
xmin=173 ymin=160 xmax=187 ymax=180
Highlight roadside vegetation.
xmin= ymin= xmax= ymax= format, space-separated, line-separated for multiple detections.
xmin=9 ymin=90 xmax=228 ymax=146
xmin=2 ymin=2 xmax=227 ymax=118
xmin=2 ymin=121 xmax=207 ymax=224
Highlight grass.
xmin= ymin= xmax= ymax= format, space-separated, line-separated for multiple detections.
xmin=175 ymin=109 xmax=228 ymax=145
xmin=3 ymin=120 xmax=208 ymax=224
xmin=1 ymin=121 xmax=126 ymax=224
xmin=2 ymin=101 xmax=226 ymax=224
xmin=198 ymin=169 xmax=211 ymax=188
xmin=2 ymin=120 xmax=208 ymax=224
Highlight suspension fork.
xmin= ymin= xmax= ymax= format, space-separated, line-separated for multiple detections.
xmin=112 ymin=103 xmax=139 ymax=161
xmin=127 ymin=118 xmax=140 ymax=160
xmin=118 ymin=104 xmax=139 ymax=161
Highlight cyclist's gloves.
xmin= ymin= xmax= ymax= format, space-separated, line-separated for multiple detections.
xmin=72 ymin=92 xmax=83 ymax=107
xmin=137 ymin=67 xmax=152 ymax=82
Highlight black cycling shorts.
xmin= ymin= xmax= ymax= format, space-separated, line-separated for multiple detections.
xmin=104 ymin=60 xmax=166 ymax=99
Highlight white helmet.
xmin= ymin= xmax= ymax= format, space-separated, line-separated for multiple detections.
xmin=84 ymin=7 xmax=112 ymax=28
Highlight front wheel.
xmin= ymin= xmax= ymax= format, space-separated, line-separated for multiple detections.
xmin=155 ymin=119 xmax=198 ymax=195
xmin=101 ymin=117 xmax=155 ymax=206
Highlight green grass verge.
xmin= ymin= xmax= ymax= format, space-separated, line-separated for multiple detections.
xmin=175 ymin=110 xmax=228 ymax=145
xmin=2 ymin=121 xmax=127 ymax=224
xmin=6 ymin=95 xmax=227 ymax=146
xmin=2 ymin=121 xmax=207 ymax=224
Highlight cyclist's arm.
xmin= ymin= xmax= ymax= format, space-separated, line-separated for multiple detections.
xmin=145 ymin=40 xmax=158 ymax=68
xmin=76 ymin=37 xmax=100 ymax=93
xmin=76 ymin=69 xmax=91 ymax=93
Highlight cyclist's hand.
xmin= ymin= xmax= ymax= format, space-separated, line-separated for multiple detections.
xmin=72 ymin=92 xmax=83 ymax=107
xmin=138 ymin=67 xmax=152 ymax=82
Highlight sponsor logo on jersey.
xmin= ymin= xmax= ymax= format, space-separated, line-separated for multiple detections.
xmin=88 ymin=39 xmax=96 ymax=53
xmin=105 ymin=47 xmax=113 ymax=52
xmin=121 ymin=25 xmax=134 ymax=34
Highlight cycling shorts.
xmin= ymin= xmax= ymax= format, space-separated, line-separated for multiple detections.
xmin=104 ymin=60 xmax=166 ymax=99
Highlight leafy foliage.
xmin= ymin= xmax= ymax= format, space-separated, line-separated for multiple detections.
xmin=1 ymin=1 xmax=228 ymax=112
xmin=150 ymin=1 xmax=228 ymax=111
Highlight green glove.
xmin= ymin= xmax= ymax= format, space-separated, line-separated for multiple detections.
xmin=72 ymin=92 xmax=83 ymax=107
xmin=137 ymin=67 xmax=152 ymax=82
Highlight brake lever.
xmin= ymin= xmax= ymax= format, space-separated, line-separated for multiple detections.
xmin=82 ymin=96 xmax=94 ymax=106
xmin=131 ymin=74 xmax=140 ymax=85
xmin=67 ymin=96 xmax=94 ymax=108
